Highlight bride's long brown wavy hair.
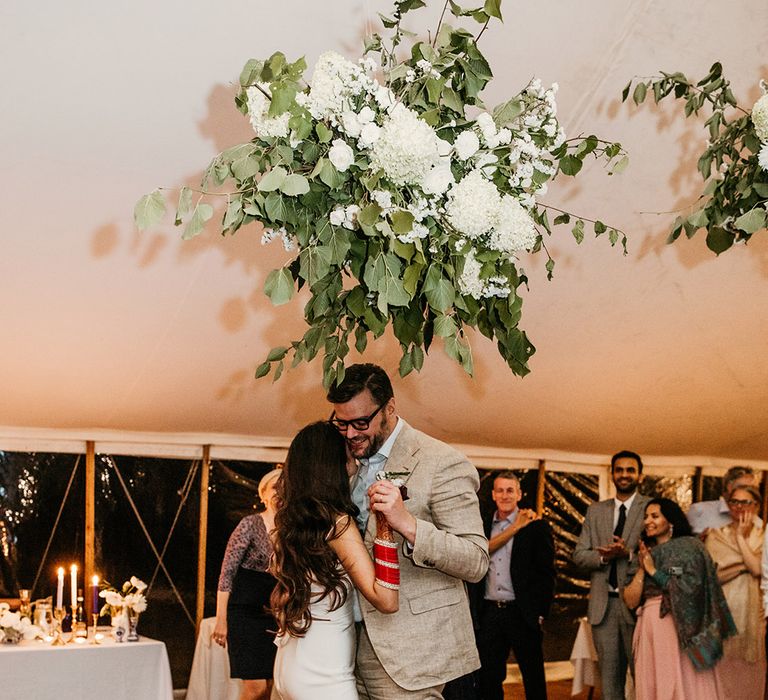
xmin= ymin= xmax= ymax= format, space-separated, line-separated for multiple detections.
xmin=270 ymin=421 xmax=358 ymax=637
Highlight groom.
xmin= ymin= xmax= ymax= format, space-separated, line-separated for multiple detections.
xmin=327 ymin=363 xmax=489 ymax=699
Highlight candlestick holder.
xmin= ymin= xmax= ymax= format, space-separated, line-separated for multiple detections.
xmin=89 ymin=614 xmax=101 ymax=645
xmin=51 ymin=607 xmax=67 ymax=646
xmin=67 ymin=605 xmax=78 ymax=643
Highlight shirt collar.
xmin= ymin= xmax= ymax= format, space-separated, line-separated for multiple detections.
xmin=374 ymin=416 xmax=403 ymax=460
xmin=493 ymin=507 xmax=519 ymax=525
xmin=360 ymin=416 xmax=403 ymax=467
xmin=616 ymin=491 xmax=637 ymax=512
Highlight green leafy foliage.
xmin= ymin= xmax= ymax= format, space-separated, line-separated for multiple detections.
xmin=623 ymin=63 xmax=767 ymax=253
xmin=135 ymin=0 xmax=626 ymax=387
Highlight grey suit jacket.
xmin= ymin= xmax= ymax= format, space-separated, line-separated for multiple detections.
xmin=572 ymin=493 xmax=649 ymax=626
xmin=358 ymin=421 xmax=489 ymax=691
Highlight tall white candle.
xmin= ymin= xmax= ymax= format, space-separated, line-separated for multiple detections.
xmin=56 ymin=567 xmax=64 ymax=609
xmin=70 ymin=564 xmax=78 ymax=609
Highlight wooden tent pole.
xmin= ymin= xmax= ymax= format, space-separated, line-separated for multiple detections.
xmin=761 ymin=470 xmax=768 ymax=525
xmin=85 ymin=441 xmax=95 ymax=617
xmin=693 ymin=466 xmax=704 ymax=503
xmin=196 ymin=446 xmax=211 ymax=636
xmin=535 ymin=459 xmax=546 ymax=516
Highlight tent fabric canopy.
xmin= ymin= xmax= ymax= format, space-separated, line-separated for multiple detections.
xmin=2 ymin=0 xmax=767 ymax=461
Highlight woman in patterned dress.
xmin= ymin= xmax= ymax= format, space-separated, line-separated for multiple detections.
xmin=212 ymin=468 xmax=282 ymax=700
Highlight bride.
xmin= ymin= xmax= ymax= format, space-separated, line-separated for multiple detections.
xmin=270 ymin=421 xmax=400 ymax=700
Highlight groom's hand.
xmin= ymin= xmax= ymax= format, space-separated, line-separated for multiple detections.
xmin=368 ymin=480 xmax=417 ymax=546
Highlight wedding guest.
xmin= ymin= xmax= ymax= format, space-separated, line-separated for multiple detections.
xmin=473 ymin=471 xmax=555 ymax=700
xmin=327 ymin=363 xmax=489 ymax=699
xmin=623 ymin=498 xmax=736 ymax=699
xmin=212 ymin=468 xmax=281 ymax=700
xmin=572 ymin=450 xmax=648 ymax=700
xmin=706 ymin=484 xmax=766 ymax=700
xmin=688 ymin=466 xmax=761 ymax=536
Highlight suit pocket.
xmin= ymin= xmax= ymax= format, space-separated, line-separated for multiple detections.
xmin=408 ymin=585 xmax=462 ymax=615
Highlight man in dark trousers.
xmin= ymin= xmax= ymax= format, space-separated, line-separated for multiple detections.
xmin=474 ymin=471 xmax=555 ymax=700
xmin=572 ymin=450 xmax=648 ymax=700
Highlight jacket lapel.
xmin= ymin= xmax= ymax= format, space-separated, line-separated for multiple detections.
xmin=364 ymin=420 xmax=418 ymax=542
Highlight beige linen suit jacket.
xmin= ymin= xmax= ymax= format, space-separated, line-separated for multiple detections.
xmin=572 ymin=493 xmax=649 ymax=625
xmin=357 ymin=421 xmax=489 ymax=691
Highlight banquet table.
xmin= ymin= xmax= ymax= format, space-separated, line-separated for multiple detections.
xmin=186 ymin=617 xmax=242 ymax=700
xmin=0 ymin=634 xmax=174 ymax=700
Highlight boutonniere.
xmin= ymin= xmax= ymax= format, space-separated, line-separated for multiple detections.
xmin=376 ymin=470 xmax=410 ymax=501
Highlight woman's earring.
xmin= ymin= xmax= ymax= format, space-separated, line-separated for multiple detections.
xmin=669 ymin=524 xmax=674 ymax=537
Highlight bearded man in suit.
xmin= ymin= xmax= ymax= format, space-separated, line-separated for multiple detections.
xmin=572 ymin=451 xmax=649 ymax=700
xmin=327 ymin=363 xmax=489 ymax=700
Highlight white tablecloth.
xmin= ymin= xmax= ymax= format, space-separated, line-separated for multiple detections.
xmin=186 ymin=617 xmax=242 ymax=700
xmin=570 ymin=617 xmax=599 ymax=696
xmin=0 ymin=634 xmax=173 ymax=700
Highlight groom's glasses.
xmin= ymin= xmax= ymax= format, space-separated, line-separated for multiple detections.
xmin=329 ymin=403 xmax=385 ymax=432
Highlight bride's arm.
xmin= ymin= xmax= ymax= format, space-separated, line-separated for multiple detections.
xmin=328 ymin=516 xmax=399 ymax=614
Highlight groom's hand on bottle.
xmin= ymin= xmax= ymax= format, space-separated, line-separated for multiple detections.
xmin=368 ymin=480 xmax=417 ymax=546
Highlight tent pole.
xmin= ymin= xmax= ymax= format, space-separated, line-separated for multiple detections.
xmin=693 ymin=466 xmax=704 ymax=503
xmin=85 ymin=441 xmax=95 ymax=617
xmin=196 ymin=445 xmax=211 ymax=636
xmin=535 ymin=459 xmax=546 ymax=516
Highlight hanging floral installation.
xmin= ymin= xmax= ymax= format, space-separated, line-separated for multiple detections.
xmin=624 ymin=63 xmax=768 ymax=255
xmin=135 ymin=0 xmax=627 ymax=387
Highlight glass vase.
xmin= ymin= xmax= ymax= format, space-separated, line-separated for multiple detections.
xmin=126 ymin=608 xmax=140 ymax=642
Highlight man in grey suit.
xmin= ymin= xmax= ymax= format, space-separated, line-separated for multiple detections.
xmin=327 ymin=363 xmax=489 ymax=699
xmin=572 ymin=451 xmax=648 ymax=700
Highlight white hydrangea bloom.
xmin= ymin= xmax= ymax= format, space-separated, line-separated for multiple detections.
xmin=422 ymin=161 xmax=455 ymax=196
xmin=752 ymin=94 xmax=768 ymax=142
xmin=358 ymin=106 xmax=376 ymax=124
xmin=330 ymin=208 xmax=346 ymax=226
xmin=358 ymin=122 xmax=381 ymax=148
xmin=344 ymin=204 xmax=360 ymax=229
xmin=407 ymin=197 xmax=436 ymax=222
xmin=369 ymin=106 xmax=441 ymax=185
xmin=446 ymin=170 xmax=499 ymax=239
xmin=475 ymin=113 xmax=496 ymax=142
xmin=374 ymin=84 xmax=397 ymax=111
xmin=328 ymin=138 xmax=355 ymax=172
xmin=341 ymin=111 xmax=362 ymax=137
xmin=306 ymin=51 xmax=372 ymax=120
xmin=454 ymin=130 xmax=480 ymax=160
xmin=437 ymin=138 xmax=453 ymax=157
xmin=397 ymin=221 xmax=430 ymax=243
xmin=758 ymin=142 xmax=768 ymax=171
xmin=458 ymin=250 xmax=485 ymax=299
xmin=490 ymin=195 xmax=539 ymax=253
xmin=246 ymin=84 xmax=290 ymax=139
xmin=372 ymin=190 xmax=393 ymax=209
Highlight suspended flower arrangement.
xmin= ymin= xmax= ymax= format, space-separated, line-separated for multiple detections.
xmin=624 ymin=63 xmax=768 ymax=254
xmin=136 ymin=0 xmax=627 ymax=386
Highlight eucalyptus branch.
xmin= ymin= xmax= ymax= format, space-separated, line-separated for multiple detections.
xmin=432 ymin=0 xmax=450 ymax=47
xmin=475 ymin=17 xmax=490 ymax=43
xmin=538 ymin=203 xmax=619 ymax=230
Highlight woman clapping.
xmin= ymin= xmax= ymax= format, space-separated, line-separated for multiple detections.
xmin=706 ymin=485 xmax=766 ymax=700
xmin=623 ymin=498 xmax=736 ymax=699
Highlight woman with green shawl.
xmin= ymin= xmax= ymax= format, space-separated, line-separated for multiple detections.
xmin=623 ymin=497 xmax=736 ymax=699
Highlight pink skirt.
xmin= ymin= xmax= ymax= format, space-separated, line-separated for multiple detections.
xmin=633 ymin=596 xmax=721 ymax=700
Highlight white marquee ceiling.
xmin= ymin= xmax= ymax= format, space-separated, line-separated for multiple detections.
xmin=2 ymin=0 xmax=767 ymax=462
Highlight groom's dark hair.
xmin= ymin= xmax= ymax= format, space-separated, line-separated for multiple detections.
xmin=326 ymin=363 xmax=394 ymax=405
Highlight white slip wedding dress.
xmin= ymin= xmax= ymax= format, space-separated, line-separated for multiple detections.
xmin=273 ymin=577 xmax=358 ymax=700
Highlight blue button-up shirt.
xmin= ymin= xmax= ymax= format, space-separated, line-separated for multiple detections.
xmin=484 ymin=509 xmax=518 ymax=601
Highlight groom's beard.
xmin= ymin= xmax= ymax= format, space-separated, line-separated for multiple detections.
xmin=346 ymin=419 xmax=392 ymax=459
